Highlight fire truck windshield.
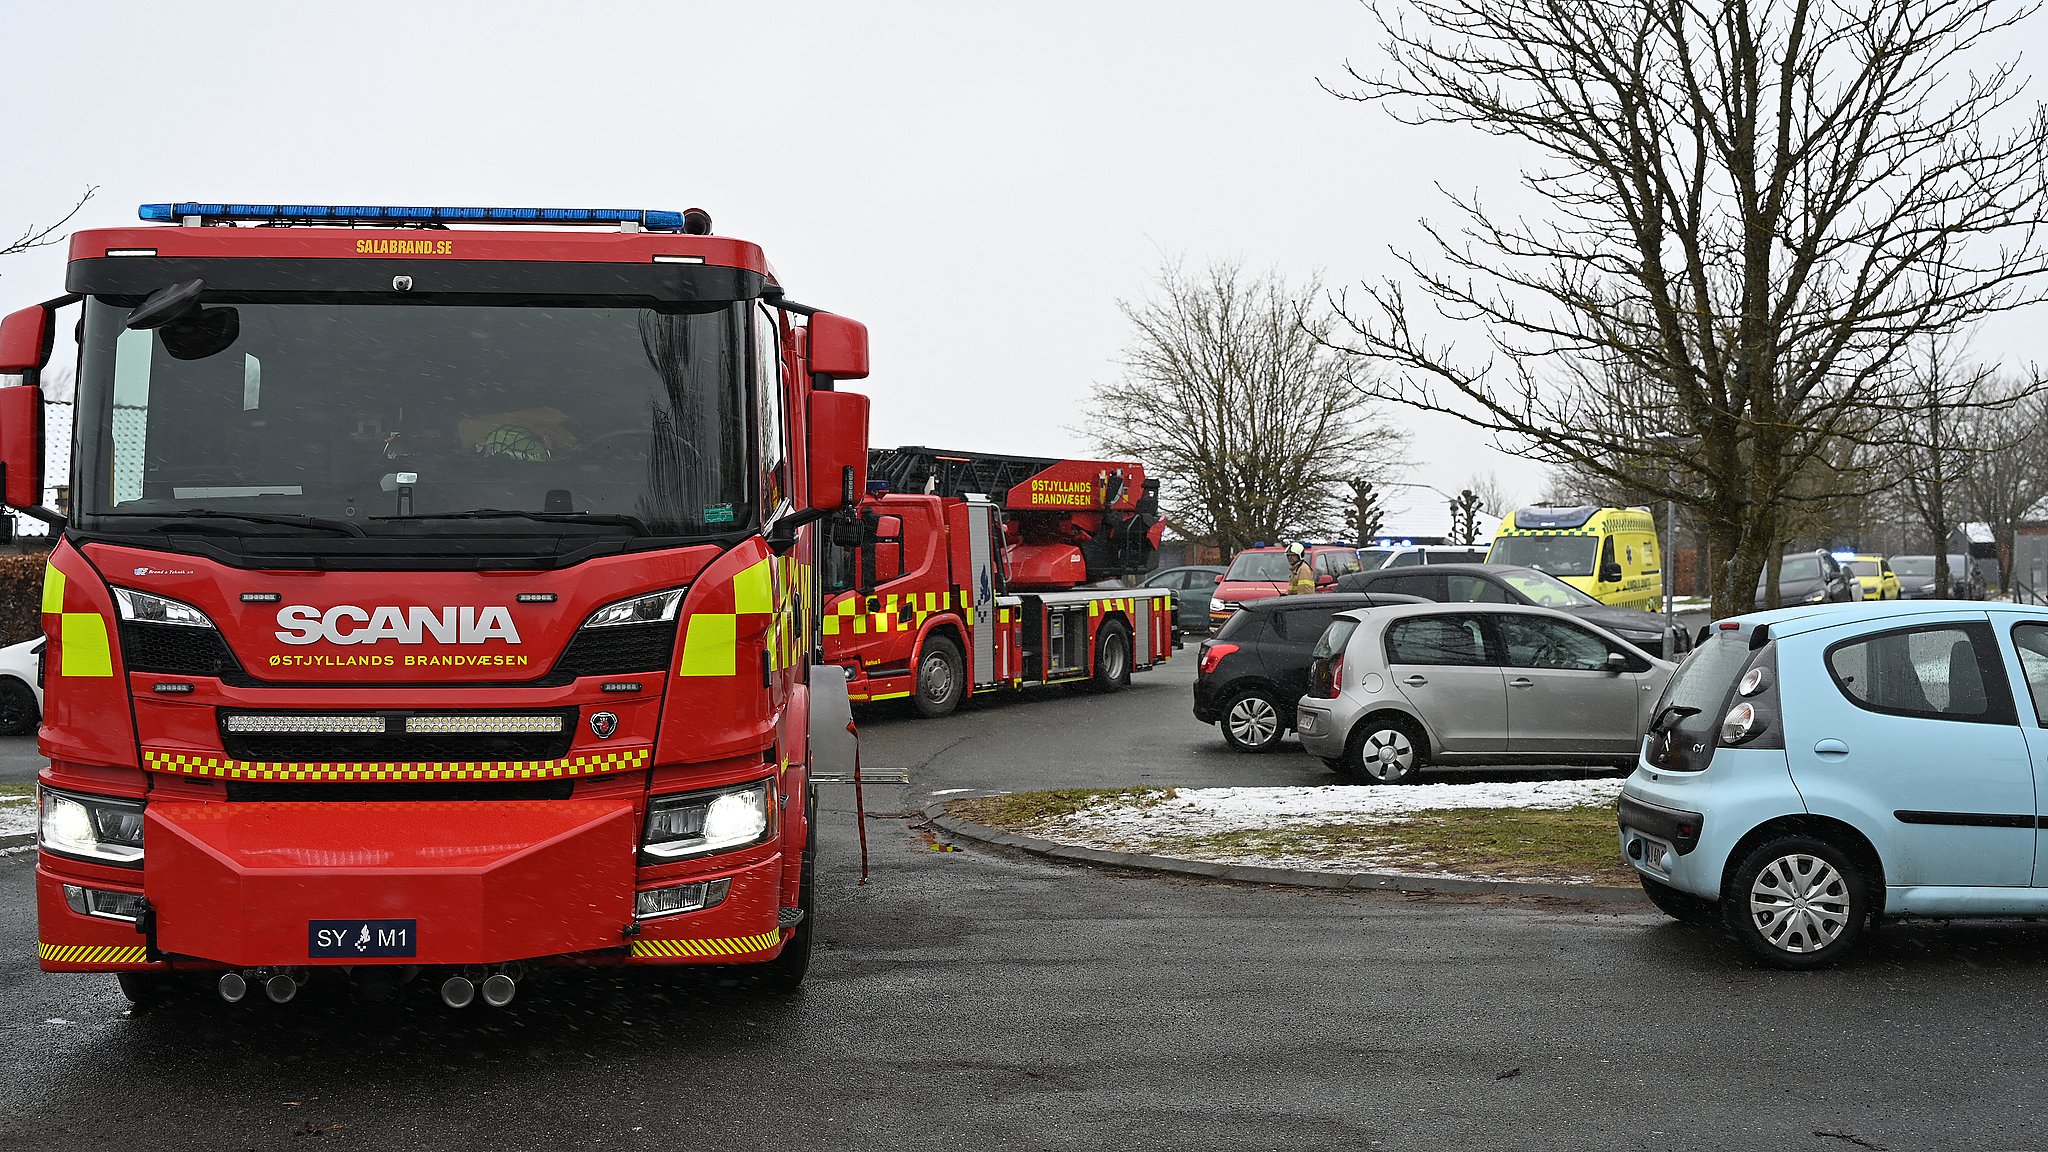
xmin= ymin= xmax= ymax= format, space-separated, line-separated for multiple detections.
xmin=73 ymin=298 xmax=752 ymax=547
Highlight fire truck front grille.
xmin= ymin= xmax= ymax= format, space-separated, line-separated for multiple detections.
xmin=218 ymin=710 xmax=579 ymax=763
xmin=552 ymin=621 xmax=679 ymax=677
xmin=226 ymin=780 xmax=577 ymax=802
xmin=120 ymin=623 xmax=248 ymax=679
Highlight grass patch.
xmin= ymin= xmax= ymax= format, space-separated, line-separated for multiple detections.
xmin=953 ymin=792 xmax=1634 ymax=885
xmin=0 ymin=781 xmax=32 ymax=801
xmin=950 ymin=787 xmax=1177 ymax=830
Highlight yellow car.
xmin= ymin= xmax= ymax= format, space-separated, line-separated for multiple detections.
xmin=1839 ymin=553 xmax=1901 ymax=601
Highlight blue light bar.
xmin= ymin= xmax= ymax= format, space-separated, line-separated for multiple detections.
xmin=138 ymin=202 xmax=693 ymax=231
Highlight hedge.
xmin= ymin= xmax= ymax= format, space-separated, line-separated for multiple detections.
xmin=0 ymin=548 xmax=51 ymax=646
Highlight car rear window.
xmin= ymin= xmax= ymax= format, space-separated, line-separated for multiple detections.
xmin=1313 ymin=618 xmax=1359 ymax=659
xmin=1652 ymin=630 xmax=1752 ymax=719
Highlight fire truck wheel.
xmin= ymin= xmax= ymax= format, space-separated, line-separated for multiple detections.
xmin=1089 ymin=620 xmax=1132 ymax=693
xmin=913 ymin=636 xmax=966 ymax=718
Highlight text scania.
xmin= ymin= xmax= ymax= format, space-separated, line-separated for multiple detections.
xmin=275 ymin=605 xmax=523 ymax=646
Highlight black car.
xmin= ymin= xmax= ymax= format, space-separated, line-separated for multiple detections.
xmin=1889 ymin=553 xmax=1986 ymax=600
xmin=1193 ymin=592 xmax=1424 ymax=753
xmin=1753 ymin=550 xmax=1859 ymax=609
xmin=1332 ymin=563 xmax=1687 ymax=657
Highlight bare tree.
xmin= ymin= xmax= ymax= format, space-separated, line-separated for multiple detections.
xmin=1966 ymin=372 xmax=2048 ymax=592
xmin=2 ymin=188 xmax=95 ymax=271
xmin=1085 ymin=259 xmax=1409 ymax=551
xmin=1895 ymin=340 xmax=2001 ymax=593
xmin=1324 ymin=0 xmax=2048 ymax=616
xmin=1463 ymin=469 xmax=1516 ymax=518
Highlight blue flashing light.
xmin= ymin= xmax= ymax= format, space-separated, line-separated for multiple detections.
xmin=1831 ymin=550 xmax=1859 ymax=561
xmin=137 ymin=202 xmax=694 ymax=231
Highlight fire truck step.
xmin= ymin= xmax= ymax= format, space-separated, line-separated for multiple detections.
xmin=777 ymin=907 xmax=807 ymax=929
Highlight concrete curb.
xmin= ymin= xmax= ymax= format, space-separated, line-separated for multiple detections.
xmin=921 ymin=802 xmax=1646 ymax=904
xmin=0 ymin=832 xmax=35 ymax=853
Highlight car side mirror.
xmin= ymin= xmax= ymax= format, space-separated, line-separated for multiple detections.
xmin=1599 ymin=562 xmax=1623 ymax=583
xmin=1605 ymin=651 xmax=1630 ymax=673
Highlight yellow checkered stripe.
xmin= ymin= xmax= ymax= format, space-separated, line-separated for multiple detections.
xmin=140 ymin=747 xmax=651 ymax=783
xmin=630 ymin=928 xmax=784 ymax=958
xmin=1497 ymin=529 xmax=1591 ymax=537
xmin=1087 ymin=597 xmax=1139 ymax=617
xmin=39 ymin=942 xmax=149 ymax=965
xmin=824 ymin=589 xmax=974 ymax=636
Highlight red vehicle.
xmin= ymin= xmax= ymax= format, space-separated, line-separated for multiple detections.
xmin=822 ymin=447 xmax=1173 ymax=716
xmin=0 ymin=200 xmax=874 ymax=1007
xmin=1208 ymin=544 xmax=1364 ymax=631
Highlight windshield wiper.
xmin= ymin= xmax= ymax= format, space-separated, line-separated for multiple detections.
xmin=97 ymin=509 xmax=367 ymax=537
xmin=373 ymin=509 xmax=651 ymax=535
xmin=1649 ymin=704 xmax=1702 ymax=733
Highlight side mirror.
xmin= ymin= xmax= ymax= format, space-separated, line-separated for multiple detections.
xmin=806 ymin=389 xmax=869 ymax=512
xmin=1600 ymin=562 xmax=1623 ymax=583
xmin=0 ymin=306 xmax=54 ymax=373
xmin=807 ymin=312 xmax=870 ymax=382
xmin=0 ymin=385 xmax=45 ymax=509
xmin=1605 ymin=651 xmax=1630 ymax=673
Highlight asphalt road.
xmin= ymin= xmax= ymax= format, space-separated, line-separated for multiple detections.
xmin=6 ymin=655 xmax=2048 ymax=1150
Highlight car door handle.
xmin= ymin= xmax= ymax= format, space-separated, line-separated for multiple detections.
xmin=1508 ymin=677 xmax=1533 ymax=688
xmin=1403 ymin=675 xmax=1428 ymax=687
xmin=1814 ymin=739 xmax=1850 ymax=757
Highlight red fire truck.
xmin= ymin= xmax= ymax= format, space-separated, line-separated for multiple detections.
xmin=0 ymin=200 xmax=873 ymax=1008
xmin=821 ymin=446 xmax=1174 ymax=716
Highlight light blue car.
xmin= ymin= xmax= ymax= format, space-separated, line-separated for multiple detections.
xmin=1620 ymin=601 xmax=2048 ymax=968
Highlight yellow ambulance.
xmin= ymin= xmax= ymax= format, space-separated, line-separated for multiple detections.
xmin=1486 ymin=506 xmax=1664 ymax=612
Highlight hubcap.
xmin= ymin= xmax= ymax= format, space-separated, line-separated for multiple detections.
xmin=1749 ymin=853 xmax=1850 ymax=953
xmin=1362 ymin=729 xmax=1414 ymax=781
xmin=1227 ymin=696 xmax=1279 ymax=746
xmin=920 ymin=653 xmax=955 ymax=704
xmin=1104 ymin=635 xmax=1128 ymax=681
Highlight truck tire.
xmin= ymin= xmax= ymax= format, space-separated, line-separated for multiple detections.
xmin=1090 ymin=620 xmax=1132 ymax=693
xmin=913 ymin=636 xmax=966 ymax=718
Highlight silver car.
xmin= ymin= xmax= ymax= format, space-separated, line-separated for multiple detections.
xmin=1294 ymin=603 xmax=1675 ymax=783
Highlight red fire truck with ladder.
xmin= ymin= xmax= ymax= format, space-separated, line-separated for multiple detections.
xmin=821 ymin=445 xmax=1174 ymax=717
xmin=0 ymin=199 xmax=875 ymax=1008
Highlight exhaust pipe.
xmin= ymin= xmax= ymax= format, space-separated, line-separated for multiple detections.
xmin=265 ymin=973 xmax=299 ymax=1005
xmin=218 ymin=971 xmax=248 ymax=1003
xmin=480 ymin=972 xmax=517 ymax=1008
xmin=440 ymin=975 xmax=476 ymax=1009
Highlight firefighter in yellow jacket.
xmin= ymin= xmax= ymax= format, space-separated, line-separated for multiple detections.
xmin=1285 ymin=542 xmax=1316 ymax=595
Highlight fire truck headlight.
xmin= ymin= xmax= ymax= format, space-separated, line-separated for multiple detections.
xmin=642 ymin=779 xmax=776 ymax=861
xmin=111 ymin=587 xmax=218 ymax=630
xmin=39 ymin=788 xmax=145 ymax=867
xmin=581 ymin=588 xmax=685 ymax=630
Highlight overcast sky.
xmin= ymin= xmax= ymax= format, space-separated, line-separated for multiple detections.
xmin=8 ymin=0 xmax=2045 ymax=536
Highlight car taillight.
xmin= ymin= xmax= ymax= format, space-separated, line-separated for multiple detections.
xmin=1326 ymin=654 xmax=1345 ymax=697
xmin=1199 ymin=642 xmax=1238 ymax=677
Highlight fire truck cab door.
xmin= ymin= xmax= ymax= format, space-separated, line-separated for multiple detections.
xmin=966 ymin=497 xmax=1003 ymax=689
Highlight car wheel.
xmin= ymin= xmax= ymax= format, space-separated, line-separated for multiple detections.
xmin=912 ymin=636 xmax=966 ymax=719
xmin=1722 ymin=834 xmax=1868 ymax=969
xmin=1219 ymin=687 xmax=1285 ymax=753
xmin=1347 ymin=715 xmax=1424 ymax=784
xmin=0 ymin=677 xmax=38 ymax=737
xmin=1089 ymin=620 xmax=1132 ymax=693
xmin=1639 ymin=876 xmax=1718 ymax=924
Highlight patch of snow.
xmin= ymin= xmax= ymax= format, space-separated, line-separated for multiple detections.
xmin=0 ymin=799 xmax=33 ymax=838
xmin=1004 ymin=779 xmax=1628 ymax=884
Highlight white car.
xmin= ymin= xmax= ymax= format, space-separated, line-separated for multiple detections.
xmin=0 ymin=636 xmax=43 ymax=737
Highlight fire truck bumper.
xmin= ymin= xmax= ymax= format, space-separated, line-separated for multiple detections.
xmin=41 ymin=800 xmax=640 ymax=970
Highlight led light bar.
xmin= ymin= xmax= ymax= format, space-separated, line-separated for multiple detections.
xmin=138 ymin=202 xmax=696 ymax=231
xmin=634 ymin=878 xmax=732 ymax=920
xmin=223 ymin=714 xmax=387 ymax=734
xmin=404 ymin=715 xmax=565 ymax=735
